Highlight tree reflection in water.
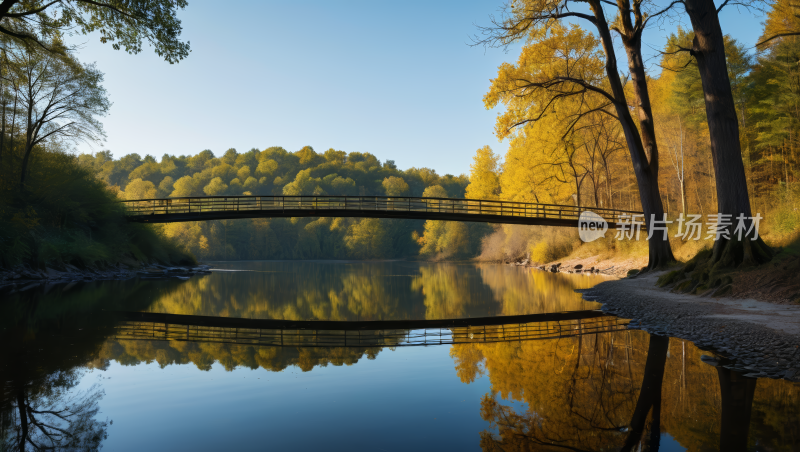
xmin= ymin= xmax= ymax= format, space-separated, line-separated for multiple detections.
xmin=453 ymin=331 xmax=800 ymax=451
xmin=2 ymin=370 xmax=109 ymax=452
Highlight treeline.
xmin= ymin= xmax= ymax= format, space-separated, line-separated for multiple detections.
xmin=78 ymin=147 xmax=489 ymax=260
xmin=470 ymin=0 xmax=800 ymax=264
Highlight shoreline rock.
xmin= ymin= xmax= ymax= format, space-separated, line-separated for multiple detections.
xmin=581 ymin=271 xmax=800 ymax=382
xmin=0 ymin=263 xmax=213 ymax=292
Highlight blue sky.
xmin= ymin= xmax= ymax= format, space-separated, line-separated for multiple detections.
xmin=71 ymin=0 xmax=768 ymax=176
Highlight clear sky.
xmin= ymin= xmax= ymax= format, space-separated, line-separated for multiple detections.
xmin=71 ymin=0 xmax=768 ymax=176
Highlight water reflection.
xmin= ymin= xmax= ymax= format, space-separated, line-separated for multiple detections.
xmin=1 ymin=263 xmax=798 ymax=451
xmin=452 ymin=331 xmax=800 ymax=451
xmin=144 ymin=261 xmax=606 ymax=321
xmin=2 ymin=368 xmax=108 ymax=452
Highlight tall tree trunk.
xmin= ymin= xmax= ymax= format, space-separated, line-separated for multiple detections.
xmin=620 ymin=5 xmax=676 ymax=269
xmin=684 ymin=0 xmax=772 ymax=267
xmin=589 ymin=0 xmax=675 ymax=269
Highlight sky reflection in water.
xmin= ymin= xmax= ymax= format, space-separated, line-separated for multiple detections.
xmin=1 ymin=262 xmax=798 ymax=451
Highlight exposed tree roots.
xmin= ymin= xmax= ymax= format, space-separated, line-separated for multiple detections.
xmin=655 ymin=237 xmax=775 ymax=297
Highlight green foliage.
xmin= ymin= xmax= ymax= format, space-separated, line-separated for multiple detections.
xmin=0 ymin=0 xmax=191 ymax=63
xmin=0 ymin=145 xmax=194 ymax=269
xmin=382 ymin=176 xmax=409 ymax=196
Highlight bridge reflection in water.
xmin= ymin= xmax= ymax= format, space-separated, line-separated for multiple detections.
xmin=113 ymin=311 xmax=629 ymax=348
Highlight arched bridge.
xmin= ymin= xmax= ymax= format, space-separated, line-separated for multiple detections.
xmin=122 ymin=196 xmax=640 ymax=227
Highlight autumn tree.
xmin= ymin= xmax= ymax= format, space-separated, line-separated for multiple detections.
xmin=479 ymin=9 xmax=675 ymax=268
xmin=465 ymin=146 xmax=500 ymax=200
xmin=382 ymin=176 xmax=409 ymax=196
xmin=756 ymin=0 xmax=800 ymax=47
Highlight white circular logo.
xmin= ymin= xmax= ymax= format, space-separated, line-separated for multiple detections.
xmin=579 ymin=211 xmax=608 ymax=242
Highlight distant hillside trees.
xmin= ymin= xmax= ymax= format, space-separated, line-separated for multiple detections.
xmin=78 ymin=146 xmax=486 ymax=260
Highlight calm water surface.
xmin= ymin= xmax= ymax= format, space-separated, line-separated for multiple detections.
xmin=1 ymin=261 xmax=798 ymax=451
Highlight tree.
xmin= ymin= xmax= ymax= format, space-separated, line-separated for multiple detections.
xmin=659 ymin=115 xmax=689 ymax=214
xmin=0 ymin=0 xmax=190 ymax=63
xmin=5 ymin=39 xmax=109 ymax=188
xmin=4 ymin=369 xmax=109 ymax=452
xmin=122 ymin=178 xmax=156 ymax=200
xmin=680 ymin=0 xmax=773 ymax=267
xmin=382 ymin=176 xmax=409 ymax=196
xmin=203 ymin=177 xmax=227 ymax=196
xmin=170 ymin=175 xmax=194 ymax=197
xmin=465 ymin=146 xmax=500 ymax=200
xmin=756 ymin=0 xmax=800 ymax=48
xmin=283 ymin=169 xmax=321 ymax=196
xmin=344 ymin=218 xmax=388 ymax=258
xmin=480 ymin=11 xmax=675 ymax=268
xmin=256 ymin=159 xmax=278 ymax=177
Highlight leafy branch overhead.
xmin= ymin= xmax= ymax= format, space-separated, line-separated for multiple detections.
xmin=0 ymin=0 xmax=190 ymax=63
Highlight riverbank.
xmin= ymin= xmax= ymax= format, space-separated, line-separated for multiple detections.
xmin=581 ymin=271 xmax=800 ymax=381
xmin=0 ymin=263 xmax=212 ymax=292
xmin=500 ymin=253 xmax=647 ymax=278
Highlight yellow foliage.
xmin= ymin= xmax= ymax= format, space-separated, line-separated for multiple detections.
xmin=465 ymin=146 xmax=500 ymax=200
xmin=122 ymin=178 xmax=156 ymax=200
xmin=759 ymin=0 xmax=800 ymax=49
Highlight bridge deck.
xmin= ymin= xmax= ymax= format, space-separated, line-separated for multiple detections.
xmin=122 ymin=196 xmax=640 ymax=227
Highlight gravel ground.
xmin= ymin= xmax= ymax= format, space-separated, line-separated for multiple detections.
xmin=580 ymin=271 xmax=800 ymax=381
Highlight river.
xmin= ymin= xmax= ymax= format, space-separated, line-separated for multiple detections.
xmin=1 ymin=261 xmax=798 ymax=451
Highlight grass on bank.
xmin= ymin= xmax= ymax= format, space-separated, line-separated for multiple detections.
xmin=0 ymin=147 xmax=195 ymax=270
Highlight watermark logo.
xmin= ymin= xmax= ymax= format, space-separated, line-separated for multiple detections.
xmin=579 ymin=210 xmax=608 ymax=242
xmin=579 ymin=212 xmax=763 ymax=242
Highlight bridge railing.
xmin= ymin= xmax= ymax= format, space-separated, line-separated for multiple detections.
xmin=121 ymin=195 xmax=640 ymax=223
